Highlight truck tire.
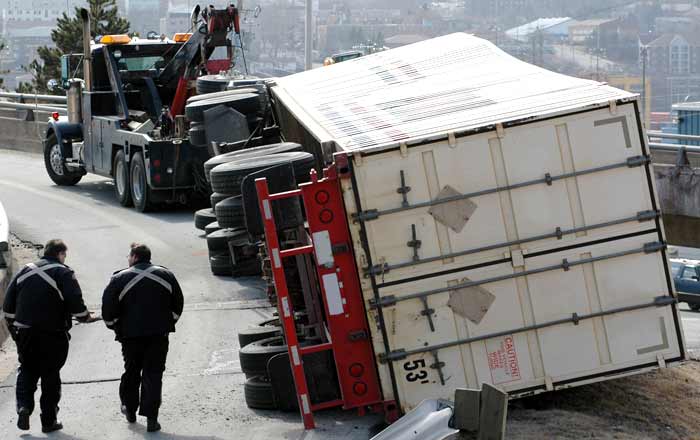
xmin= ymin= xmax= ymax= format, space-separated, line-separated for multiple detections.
xmin=210 ymin=152 xmax=315 ymax=196
xmin=44 ymin=134 xmax=82 ymax=186
xmin=215 ymin=196 xmax=246 ymax=229
xmin=194 ymin=208 xmax=217 ymax=230
xmin=238 ymin=319 xmax=282 ymax=347
xmin=204 ymin=221 xmax=221 ymax=235
xmin=210 ymin=192 xmax=230 ymax=209
xmin=196 ymin=74 xmax=230 ymax=94
xmin=113 ymin=150 xmax=132 ymax=207
xmin=203 ymin=142 xmax=302 ymax=181
xmin=189 ymin=122 xmax=207 ymax=146
xmin=239 ymin=336 xmax=287 ymax=377
xmin=244 ymin=376 xmax=277 ymax=410
xmin=130 ymin=151 xmax=153 ymax=212
xmin=185 ymin=93 xmax=260 ymax=123
xmin=210 ymin=252 xmax=233 ymax=276
xmin=206 ymin=227 xmax=245 ymax=252
xmin=232 ymin=257 xmax=262 ymax=278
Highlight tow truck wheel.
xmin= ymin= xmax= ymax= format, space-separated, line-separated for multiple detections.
xmin=44 ymin=134 xmax=82 ymax=186
xmin=130 ymin=152 xmax=153 ymax=212
xmin=113 ymin=150 xmax=133 ymax=207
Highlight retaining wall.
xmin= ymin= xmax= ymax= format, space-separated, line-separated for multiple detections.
xmin=0 ymin=116 xmax=47 ymax=155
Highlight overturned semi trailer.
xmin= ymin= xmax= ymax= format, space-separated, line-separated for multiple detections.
xmin=261 ymin=32 xmax=686 ymax=428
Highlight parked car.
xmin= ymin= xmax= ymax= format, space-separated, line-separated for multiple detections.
xmin=671 ymin=258 xmax=700 ymax=310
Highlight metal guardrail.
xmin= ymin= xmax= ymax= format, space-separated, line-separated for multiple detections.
xmin=647 ymin=131 xmax=700 ymax=153
xmin=0 ymin=92 xmax=67 ymax=103
xmin=0 ymin=101 xmax=67 ymax=114
xmin=0 ymin=92 xmax=68 ymax=117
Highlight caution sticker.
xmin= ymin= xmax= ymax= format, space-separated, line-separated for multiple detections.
xmin=486 ymin=335 xmax=521 ymax=384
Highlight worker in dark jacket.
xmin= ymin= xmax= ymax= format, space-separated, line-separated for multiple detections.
xmin=2 ymin=239 xmax=95 ymax=433
xmin=102 ymin=243 xmax=184 ymax=433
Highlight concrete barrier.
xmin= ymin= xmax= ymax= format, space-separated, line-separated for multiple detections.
xmin=0 ymin=200 xmax=12 ymax=345
xmin=0 ymin=116 xmax=47 ymax=155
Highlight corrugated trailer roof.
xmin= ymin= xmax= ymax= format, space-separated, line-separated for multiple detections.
xmin=272 ymin=33 xmax=637 ymax=155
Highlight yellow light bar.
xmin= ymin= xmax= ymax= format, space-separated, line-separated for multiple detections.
xmin=101 ymin=34 xmax=131 ymax=44
xmin=173 ymin=33 xmax=192 ymax=43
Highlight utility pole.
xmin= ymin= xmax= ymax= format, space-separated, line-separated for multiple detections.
xmin=305 ymin=0 xmax=312 ymax=70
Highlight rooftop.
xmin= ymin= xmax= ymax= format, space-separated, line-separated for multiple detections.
xmin=505 ymin=17 xmax=572 ymax=42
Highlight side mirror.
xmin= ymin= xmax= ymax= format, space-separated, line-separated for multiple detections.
xmin=60 ymin=54 xmax=70 ymax=88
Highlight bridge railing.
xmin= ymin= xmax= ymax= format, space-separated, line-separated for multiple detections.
xmin=0 ymin=92 xmax=67 ymax=121
xmin=647 ymin=131 xmax=700 ymax=153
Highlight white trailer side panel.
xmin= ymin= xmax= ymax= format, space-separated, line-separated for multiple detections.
xmin=341 ymin=103 xmax=684 ymax=411
xmin=272 ymin=32 xmax=684 ymax=413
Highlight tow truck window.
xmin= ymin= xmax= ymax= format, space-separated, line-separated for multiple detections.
xmin=117 ymin=56 xmax=165 ymax=71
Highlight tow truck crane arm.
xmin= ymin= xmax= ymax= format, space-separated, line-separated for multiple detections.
xmin=160 ymin=4 xmax=241 ymax=119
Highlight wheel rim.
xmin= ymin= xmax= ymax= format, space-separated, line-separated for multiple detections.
xmin=116 ymin=160 xmax=126 ymax=196
xmin=132 ymin=163 xmax=144 ymax=203
xmin=49 ymin=144 xmax=64 ymax=176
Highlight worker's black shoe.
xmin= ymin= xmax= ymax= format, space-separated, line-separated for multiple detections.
xmin=121 ymin=405 xmax=136 ymax=423
xmin=41 ymin=420 xmax=63 ymax=433
xmin=17 ymin=407 xmax=30 ymax=431
xmin=147 ymin=418 xmax=161 ymax=433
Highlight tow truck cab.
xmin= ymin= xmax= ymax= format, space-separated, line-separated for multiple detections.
xmin=47 ymin=34 xmax=209 ymax=210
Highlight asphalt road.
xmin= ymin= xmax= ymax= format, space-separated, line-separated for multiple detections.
xmin=0 ymin=150 xmax=380 ymax=439
xmin=2 ymin=150 xmax=700 ymax=439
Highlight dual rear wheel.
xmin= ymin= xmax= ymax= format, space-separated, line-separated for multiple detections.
xmin=113 ymin=150 xmax=152 ymax=212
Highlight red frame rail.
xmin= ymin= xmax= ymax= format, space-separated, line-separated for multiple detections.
xmin=256 ymin=165 xmax=383 ymax=429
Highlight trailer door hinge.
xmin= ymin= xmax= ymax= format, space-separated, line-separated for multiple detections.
xmin=365 ymin=263 xmax=390 ymax=277
xmin=380 ymin=349 xmax=407 ymax=363
xmin=370 ymin=295 xmax=396 ymax=309
xmin=636 ymin=210 xmax=659 ymax=222
xmin=627 ymin=155 xmax=650 ymax=168
xmin=496 ymin=123 xmax=505 ymax=138
xmin=657 ymin=353 xmax=667 ymax=368
xmin=353 ymin=209 xmax=379 ymax=222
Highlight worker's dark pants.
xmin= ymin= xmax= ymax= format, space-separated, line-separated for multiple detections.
xmin=120 ymin=335 xmax=169 ymax=418
xmin=15 ymin=329 xmax=69 ymax=425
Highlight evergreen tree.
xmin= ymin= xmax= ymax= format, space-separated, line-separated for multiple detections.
xmin=22 ymin=0 xmax=129 ymax=93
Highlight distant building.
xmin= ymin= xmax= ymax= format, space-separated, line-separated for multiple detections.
xmin=568 ymin=18 xmax=620 ymax=44
xmin=606 ymin=74 xmax=651 ymax=127
xmin=505 ymin=17 xmax=572 ymax=42
xmin=6 ymin=25 xmax=52 ymax=66
xmin=160 ymin=6 xmax=190 ymax=36
xmin=644 ymin=33 xmax=700 ymax=111
xmin=384 ymin=33 xmax=430 ymax=48
xmin=127 ymin=0 xmax=161 ymax=35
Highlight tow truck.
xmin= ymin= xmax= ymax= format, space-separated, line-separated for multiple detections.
xmin=43 ymin=5 xmax=242 ymax=211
